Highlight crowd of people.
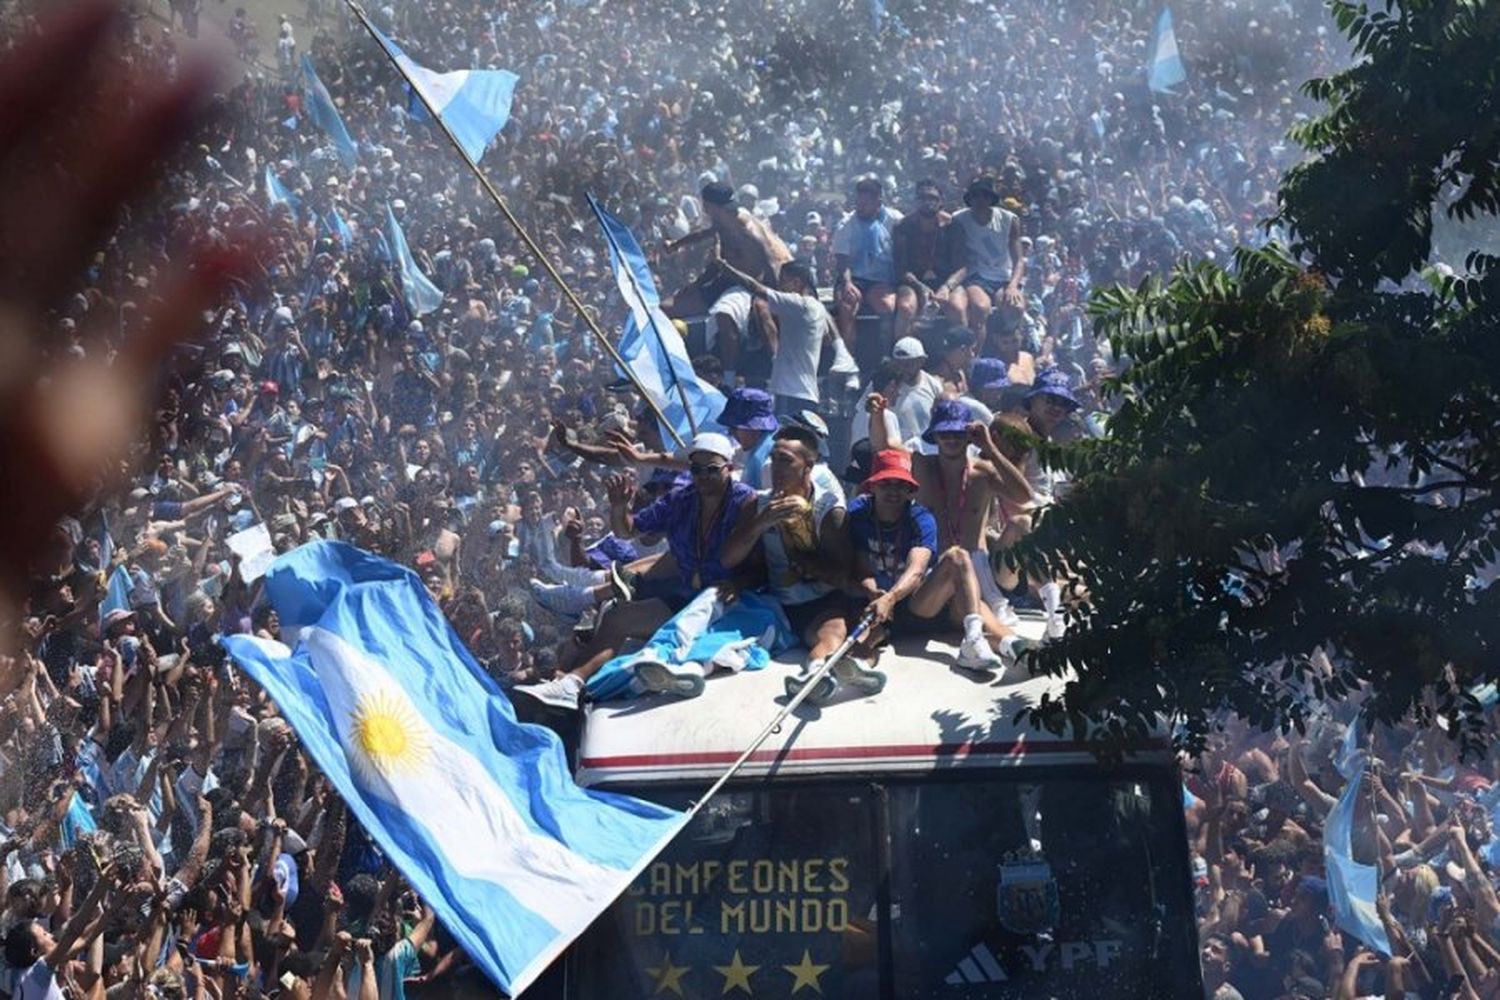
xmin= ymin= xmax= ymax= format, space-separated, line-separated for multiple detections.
xmin=6 ymin=0 xmax=1488 ymax=996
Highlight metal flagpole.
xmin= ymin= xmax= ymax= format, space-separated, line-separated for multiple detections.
xmin=340 ymin=0 xmax=688 ymax=449
xmin=585 ymin=193 xmax=700 ymax=438
xmin=683 ymin=608 xmax=879 ymax=820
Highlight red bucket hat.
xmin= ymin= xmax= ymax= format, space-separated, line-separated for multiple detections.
xmin=862 ymin=449 xmax=919 ymax=491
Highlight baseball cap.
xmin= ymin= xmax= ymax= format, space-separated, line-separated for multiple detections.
xmin=686 ymin=432 xmax=735 ymax=463
xmin=892 ymin=336 xmax=927 ymax=360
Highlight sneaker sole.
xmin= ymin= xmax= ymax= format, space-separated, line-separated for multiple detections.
xmin=636 ymin=661 xmax=704 ymax=698
xmin=785 ymin=673 xmax=837 ymax=705
xmin=833 ymin=660 xmax=887 ymax=695
xmin=609 ymin=562 xmax=635 ymax=604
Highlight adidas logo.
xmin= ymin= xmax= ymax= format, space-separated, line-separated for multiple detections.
xmin=943 ymin=942 xmax=1009 ymax=985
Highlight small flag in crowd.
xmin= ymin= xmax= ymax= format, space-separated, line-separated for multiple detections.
xmin=322 ymin=208 xmax=354 ymax=250
xmin=99 ymin=565 xmax=132 ymax=626
xmin=368 ymin=25 xmax=518 ymax=165
xmin=300 ymin=54 xmax=359 ymax=170
xmin=384 ymin=203 xmax=443 ymax=316
xmin=587 ymin=193 xmax=726 ymax=443
xmin=1323 ymin=714 xmax=1393 ymax=957
xmin=222 ymin=541 xmax=687 ymax=997
xmin=1146 ymin=8 xmax=1187 ymax=94
xmin=264 ymin=164 xmax=300 ymax=220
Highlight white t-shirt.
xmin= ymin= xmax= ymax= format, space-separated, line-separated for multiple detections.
xmin=764 ymin=289 xmax=829 ymax=403
xmin=950 ymin=206 xmax=1017 ymax=283
xmin=892 ymin=371 xmax=945 ymax=443
xmin=13 ymin=963 xmax=63 ymax=1000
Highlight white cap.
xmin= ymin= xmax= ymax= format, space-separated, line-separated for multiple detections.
xmin=333 ymin=496 xmax=359 ymax=512
xmin=892 ymin=336 xmax=927 ymax=360
xmin=686 ymin=432 xmax=735 ymax=463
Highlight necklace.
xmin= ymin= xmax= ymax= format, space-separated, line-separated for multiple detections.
xmin=691 ymin=488 xmax=730 ymax=590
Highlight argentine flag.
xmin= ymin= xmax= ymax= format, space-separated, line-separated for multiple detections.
xmin=300 ymin=55 xmax=359 ymax=170
xmin=1146 ymin=8 xmax=1187 ymax=94
xmin=384 ymin=203 xmax=443 ymax=317
xmin=368 ymin=25 xmax=518 ymax=166
xmin=587 ymin=193 xmax=726 ymax=444
xmin=222 ymin=542 xmax=685 ymax=996
xmin=264 ymin=165 xmax=300 ymax=220
xmin=1323 ymin=714 xmax=1392 ymax=957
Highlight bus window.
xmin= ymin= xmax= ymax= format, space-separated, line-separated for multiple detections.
xmin=572 ymin=784 xmax=879 ymax=999
xmin=885 ymin=775 xmax=1199 ymax=998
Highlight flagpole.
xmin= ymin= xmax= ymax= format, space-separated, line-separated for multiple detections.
xmin=683 ymin=610 xmax=878 ymax=821
xmin=585 ymin=193 xmax=700 ymax=438
xmin=339 ymin=0 xmax=687 ymax=450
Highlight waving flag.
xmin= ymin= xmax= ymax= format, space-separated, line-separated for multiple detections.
xmin=1147 ymin=8 xmax=1187 ymax=94
xmin=384 ymin=203 xmax=443 ymax=316
xmin=264 ymin=165 xmax=300 ymax=220
xmin=300 ymin=55 xmax=359 ymax=170
xmin=222 ymin=542 xmax=685 ymax=997
xmin=1324 ymin=714 xmax=1393 ymax=957
xmin=100 ymin=565 xmax=133 ymax=626
xmin=587 ymin=193 xmax=726 ymax=443
xmin=368 ymin=25 xmax=518 ymax=165
xmin=322 ymin=208 xmax=354 ymax=250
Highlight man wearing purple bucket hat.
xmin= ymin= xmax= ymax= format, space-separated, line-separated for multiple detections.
xmin=1020 ymin=367 xmax=1083 ymax=640
xmin=717 ymin=386 xmax=780 ymax=490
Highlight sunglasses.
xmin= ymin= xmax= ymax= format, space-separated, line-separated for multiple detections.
xmin=689 ymin=462 xmax=727 ymax=476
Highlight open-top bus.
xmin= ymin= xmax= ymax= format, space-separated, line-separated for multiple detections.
xmin=549 ymin=616 xmax=1203 ymax=999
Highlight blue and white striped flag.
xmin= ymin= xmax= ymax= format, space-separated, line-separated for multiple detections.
xmin=322 ymin=208 xmax=354 ymax=250
xmin=384 ymin=203 xmax=443 ymax=317
xmin=264 ymin=165 xmax=300 ymax=220
xmin=587 ymin=194 xmax=726 ymax=444
xmin=300 ymin=55 xmax=359 ymax=170
xmin=1147 ymin=8 xmax=1187 ymax=94
xmin=222 ymin=542 xmax=686 ymax=997
xmin=1324 ymin=716 xmax=1392 ymax=957
xmin=368 ymin=25 xmax=518 ymax=165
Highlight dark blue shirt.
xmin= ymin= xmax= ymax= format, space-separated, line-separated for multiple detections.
xmin=847 ymin=494 xmax=938 ymax=590
xmin=632 ymin=480 xmax=754 ymax=587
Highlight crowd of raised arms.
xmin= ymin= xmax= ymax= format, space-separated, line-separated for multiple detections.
xmin=7 ymin=0 xmax=1499 ymax=998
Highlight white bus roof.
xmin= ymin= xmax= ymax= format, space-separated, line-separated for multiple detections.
xmin=576 ymin=615 xmax=1172 ymax=786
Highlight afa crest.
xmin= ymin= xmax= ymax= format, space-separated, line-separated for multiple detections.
xmin=995 ymin=850 xmax=1059 ymax=935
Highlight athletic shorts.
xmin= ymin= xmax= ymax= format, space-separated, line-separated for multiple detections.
xmin=963 ymin=274 xmax=1006 ymax=296
xmin=783 ymin=590 xmax=851 ymax=641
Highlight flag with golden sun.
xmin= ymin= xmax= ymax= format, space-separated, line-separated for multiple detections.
xmin=223 ymin=541 xmax=686 ymax=997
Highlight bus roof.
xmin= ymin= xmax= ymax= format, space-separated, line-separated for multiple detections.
xmin=576 ymin=615 xmax=1172 ymax=786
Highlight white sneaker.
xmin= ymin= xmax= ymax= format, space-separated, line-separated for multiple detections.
xmin=989 ymin=595 xmax=1021 ymax=628
xmin=999 ymin=637 xmax=1036 ymax=683
xmin=832 ymin=656 xmax=887 ymax=695
xmin=529 ymin=578 xmax=593 ymax=619
xmin=634 ymin=657 xmax=707 ymax=699
xmin=957 ymin=635 xmax=1006 ymax=672
xmin=785 ymin=658 xmax=839 ymax=705
xmin=513 ymin=672 xmax=584 ymax=710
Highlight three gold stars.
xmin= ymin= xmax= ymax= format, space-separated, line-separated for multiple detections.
xmin=712 ymin=950 xmax=760 ymax=995
xmin=646 ymin=949 xmax=830 ymax=996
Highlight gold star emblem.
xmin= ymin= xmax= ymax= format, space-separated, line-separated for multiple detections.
xmin=783 ymin=950 xmax=829 ymax=995
xmin=646 ymin=953 xmax=690 ymax=997
xmin=713 ymin=950 xmax=760 ymax=995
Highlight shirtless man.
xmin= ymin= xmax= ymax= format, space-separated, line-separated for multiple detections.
xmin=869 ymin=396 xmax=1034 ymax=667
xmin=663 ymin=181 xmax=792 ymax=380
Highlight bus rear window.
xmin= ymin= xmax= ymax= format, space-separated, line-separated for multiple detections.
xmin=571 ymin=785 xmax=879 ymax=998
xmin=885 ymin=777 xmax=1199 ymax=998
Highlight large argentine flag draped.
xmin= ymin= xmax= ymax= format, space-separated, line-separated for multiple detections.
xmin=587 ymin=194 xmax=726 ymax=443
xmin=300 ymin=55 xmax=359 ymax=170
xmin=1146 ymin=8 xmax=1187 ymax=94
xmin=1323 ymin=714 xmax=1393 ymax=957
xmin=221 ymin=542 xmax=685 ymax=996
xmin=587 ymin=587 xmax=792 ymax=701
xmin=369 ymin=25 xmax=518 ymax=165
xmin=384 ymin=203 xmax=443 ymax=317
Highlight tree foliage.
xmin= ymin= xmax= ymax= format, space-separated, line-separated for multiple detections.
xmin=1019 ymin=0 xmax=1500 ymax=755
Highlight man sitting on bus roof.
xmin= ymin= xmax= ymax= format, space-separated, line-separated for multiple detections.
xmin=516 ymin=432 xmax=753 ymax=709
xmin=792 ymin=448 xmax=1031 ymax=702
xmin=720 ymin=424 xmax=853 ymax=686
